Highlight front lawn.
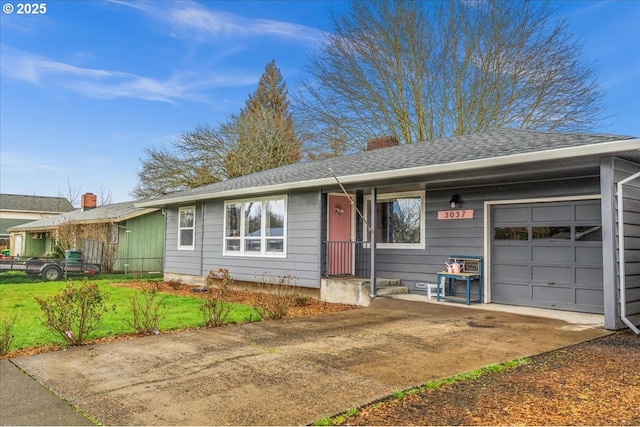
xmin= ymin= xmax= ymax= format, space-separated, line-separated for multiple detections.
xmin=0 ymin=278 xmax=259 ymax=352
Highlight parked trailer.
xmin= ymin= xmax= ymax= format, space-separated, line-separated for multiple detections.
xmin=0 ymin=257 xmax=101 ymax=281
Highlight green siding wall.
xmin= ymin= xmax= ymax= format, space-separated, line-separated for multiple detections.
xmin=113 ymin=211 xmax=165 ymax=272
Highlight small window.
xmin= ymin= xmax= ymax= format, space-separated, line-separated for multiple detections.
xmin=178 ymin=206 xmax=195 ymax=250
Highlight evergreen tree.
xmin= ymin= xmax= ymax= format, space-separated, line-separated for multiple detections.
xmin=225 ymin=61 xmax=300 ymax=178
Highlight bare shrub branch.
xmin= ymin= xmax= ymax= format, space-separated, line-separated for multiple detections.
xmin=200 ymin=269 xmax=234 ymax=327
xmin=36 ymin=279 xmax=113 ymax=346
xmin=253 ymin=274 xmax=304 ymax=321
xmin=123 ymin=283 xmax=169 ymax=335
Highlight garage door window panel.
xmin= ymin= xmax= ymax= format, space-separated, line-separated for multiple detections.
xmin=494 ymin=227 xmax=528 ymax=240
xmin=532 ymin=226 xmax=571 ymax=240
xmin=576 ymin=226 xmax=602 ymax=241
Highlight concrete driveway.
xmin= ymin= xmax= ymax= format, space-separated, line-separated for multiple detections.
xmin=9 ymin=296 xmax=608 ymax=426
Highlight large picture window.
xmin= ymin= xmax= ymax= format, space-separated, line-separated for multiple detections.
xmin=364 ymin=191 xmax=425 ymax=248
xmin=178 ymin=206 xmax=195 ymax=250
xmin=224 ymin=196 xmax=286 ymax=256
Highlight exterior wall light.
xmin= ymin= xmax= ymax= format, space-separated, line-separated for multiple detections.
xmin=449 ymin=194 xmax=462 ymax=208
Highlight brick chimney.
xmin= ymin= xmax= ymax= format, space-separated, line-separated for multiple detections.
xmin=367 ymin=136 xmax=399 ymax=151
xmin=81 ymin=193 xmax=97 ymax=211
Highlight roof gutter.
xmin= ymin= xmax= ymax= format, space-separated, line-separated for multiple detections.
xmin=616 ymin=170 xmax=640 ymax=334
xmin=136 ymin=138 xmax=640 ymax=208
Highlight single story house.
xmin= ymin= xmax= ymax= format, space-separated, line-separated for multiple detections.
xmin=9 ymin=195 xmax=165 ymax=273
xmin=137 ymin=129 xmax=640 ymax=331
xmin=0 ymin=193 xmax=74 ymax=256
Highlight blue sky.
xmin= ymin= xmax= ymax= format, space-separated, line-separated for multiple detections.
xmin=1 ymin=1 xmax=639 ymax=205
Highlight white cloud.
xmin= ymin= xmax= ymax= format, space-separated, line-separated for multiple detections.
xmin=0 ymin=46 xmax=258 ymax=103
xmin=110 ymin=0 xmax=325 ymax=43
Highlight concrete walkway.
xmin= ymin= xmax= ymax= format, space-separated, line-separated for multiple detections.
xmin=4 ymin=297 xmax=608 ymax=426
xmin=0 ymin=360 xmax=92 ymax=426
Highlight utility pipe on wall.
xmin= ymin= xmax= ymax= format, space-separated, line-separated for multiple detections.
xmin=616 ymin=170 xmax=640 ymax=334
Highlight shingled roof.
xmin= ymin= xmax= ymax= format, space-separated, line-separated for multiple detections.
xmin=0 ymin=194 xmax=74 ymax=213
xmin=7 ymin=201 xmax=159 ymax=233
xmin=137 ymin=129 xmax=639 ymax=207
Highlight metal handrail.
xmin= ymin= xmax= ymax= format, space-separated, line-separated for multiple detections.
xmin=323 ymin=241 xmax=370 ymax=277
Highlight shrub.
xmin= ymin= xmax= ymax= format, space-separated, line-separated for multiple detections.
xmin=0 ymin=316 xmax=17 ymax=355
xmin=36 ymin=278 xmax=114 ymax=346
xmin=253 ymin=274 xmax=301 ymax=320
xmin=122 ymin=283 xmax=169 ymax=335
xmin=200 ymin=269 xmax=234 ymax=327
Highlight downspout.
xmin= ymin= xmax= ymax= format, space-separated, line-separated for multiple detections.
xmin=616 ymin=171 xmax=640 ymax=334
xmin=370 ymin=187 xmax=377 ymax=298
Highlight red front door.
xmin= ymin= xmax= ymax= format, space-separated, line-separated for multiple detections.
xmin=328 ymin=194 xmax=353 ymax=275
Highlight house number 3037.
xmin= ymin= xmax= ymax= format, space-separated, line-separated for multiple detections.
xmin=437 ymin=209 xmax=474 ymax=220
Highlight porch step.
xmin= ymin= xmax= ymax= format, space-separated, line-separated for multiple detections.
xmin=375 ymin=279 xmax=407 ymax=296
xmin=376 ymin=285 xmax=408 ymax=296
xmin=375 ymin=278 xmax=401 ymax=287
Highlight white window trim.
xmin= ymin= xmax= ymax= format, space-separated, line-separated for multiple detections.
xmin=223 ymin=195 xmax=287 ymax=258
xmin=364 ymin=190 xmax=425 ymax=249
xmin=178 ymin=206 xmax=196 ymax=250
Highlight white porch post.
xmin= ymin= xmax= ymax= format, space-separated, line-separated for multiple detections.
xmin=370 ymin=187 xmax=376 ymax=298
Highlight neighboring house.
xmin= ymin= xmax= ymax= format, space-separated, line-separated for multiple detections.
xmin=136 ymin=129 xmax=640 ymax=331
xmin=0 ymin=193 xmax=74 ymax=256
xmin=8 ymin=195 xmax=165 ymax=273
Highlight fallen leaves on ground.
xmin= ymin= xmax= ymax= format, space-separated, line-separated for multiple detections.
xmin=340 ymin=331 xmax=640 ymax=426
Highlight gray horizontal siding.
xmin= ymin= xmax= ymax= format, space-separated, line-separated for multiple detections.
xmin=164 ymin=203 xmax=203 ymax=276
xmin=376 ymin=177 xmax=601 ymax=297
xmin=198 ymin=191 xmax=322 ymax=288
xmin=615 ymin=158 xmax=640 ymax=328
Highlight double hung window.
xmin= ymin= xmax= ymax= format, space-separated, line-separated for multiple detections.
xmin=178 ymin=206 xmax=195 ymax=250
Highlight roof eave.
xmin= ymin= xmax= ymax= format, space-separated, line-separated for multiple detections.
xmin=7 ymin=208 xmax=159 ymax=232
xmin=136 ymin=138 xmax=640 ymax=208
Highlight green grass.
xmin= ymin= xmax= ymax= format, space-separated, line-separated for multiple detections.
xmin=0 ymin=278 xmax=259 ymax=351
xmin=0 ymin=272 xmax=164 ymax=285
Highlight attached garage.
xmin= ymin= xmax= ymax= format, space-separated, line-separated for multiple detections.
xmin=491 ymin=199 xmax=603 ymax=313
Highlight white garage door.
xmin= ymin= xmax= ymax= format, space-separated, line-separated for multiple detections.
xmin=491 ymin=200 xmax=603 ymax=314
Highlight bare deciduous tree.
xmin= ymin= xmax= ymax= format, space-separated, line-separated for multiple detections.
xmin=132 ymin=124 xmax=228 ymax=200
xmin=295 ymin=0 xmax=604 ymax=150
xmin=95 ymin=185 xmax=113 ymax=206
xmin=59 ymin=177 xmax=82 ymax=208
xmin=133 ymin=61 xmax=300 ymax=198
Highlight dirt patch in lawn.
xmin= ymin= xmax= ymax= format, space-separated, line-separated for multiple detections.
xmin=337 ymin=330 xmax=640 ymax=426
